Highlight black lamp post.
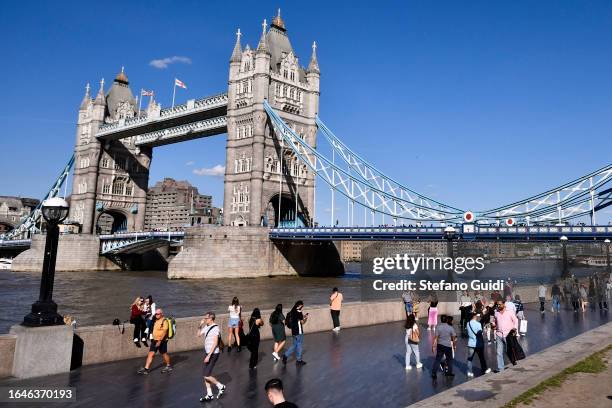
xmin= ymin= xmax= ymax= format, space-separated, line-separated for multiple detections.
xmin=23 ymin=197 xmax=69 ymax=327
xmin=560 ymin=235 xmax=570 ymax=279
xmin=605 ymin=239 xmax=611 ymax=275
xmin=444 ymin=226 xmax=457 ymax=283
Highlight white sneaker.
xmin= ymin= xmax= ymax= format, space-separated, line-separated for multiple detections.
xmin=141 ymin=338 xmax=147 ymax=342
xmin=416 ymin=363 xmax=423 ymax=369
xmin=467 ymin=372 xmax=474 ymax=377
xmin=405 ymin=365 xmax=412 ymax=370
xmin=272 ymin=352 xmax=280 ymax=361
xmin=427 ymin=327 xmax=431 ymax=330
xmin=333 ymin=327 xmax=340 ymax=332
xmin=485 ymin=368 xmax=492 ymax=374
xmin=133 ymin=338 xmax=138 ymax=343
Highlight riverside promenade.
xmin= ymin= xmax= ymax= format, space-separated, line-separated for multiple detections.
xmin=1 ymin=304 xmax=611 ymax=407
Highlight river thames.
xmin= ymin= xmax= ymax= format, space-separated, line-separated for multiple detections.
xmin=0 ymin=260 xmax=606 ymax=333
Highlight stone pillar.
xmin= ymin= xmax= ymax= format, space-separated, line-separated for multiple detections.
xmin=10 ymin=325 xmax=74 ymax=379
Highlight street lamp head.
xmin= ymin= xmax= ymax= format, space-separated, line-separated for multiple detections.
xmin=444 ymin=226 xmax=456 ymax=234
xmin=559 ymin=235 xmax=568 ymax=242
xmin=605 ymin=239 xmax=611 ymax=244
xmin=42 ymin=197 xmax=69 ymax=224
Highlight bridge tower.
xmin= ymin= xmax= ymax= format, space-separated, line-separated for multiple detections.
xmin=68 ymin=69 xmax=152 ymax=234
xmin=224 ymin=10 xmax=320 ymax=227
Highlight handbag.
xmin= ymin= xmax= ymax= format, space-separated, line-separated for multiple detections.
xmin=408 ymin=325 xmax=420 ymax=343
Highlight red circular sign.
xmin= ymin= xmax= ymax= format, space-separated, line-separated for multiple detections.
xmin=463 ymin=211 xmax=474 ymax=223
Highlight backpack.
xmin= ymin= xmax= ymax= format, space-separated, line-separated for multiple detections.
xmin=408 ymin=325 xmax=420 ymax=344
xmin=285 ymin=310 xmax=294 ymax=329
xmin=165 ymin=317 xmax=177 ymax=340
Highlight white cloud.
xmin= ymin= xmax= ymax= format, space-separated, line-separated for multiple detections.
xmin=149 ymin=56 xmax=192 ymax=69
xmin=193 ymin=165 xmax=225 ymax=177
xmin=185 ymin=161 xmax=195 ymax=166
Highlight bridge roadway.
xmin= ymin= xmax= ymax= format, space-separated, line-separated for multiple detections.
xmin=270 ymin=225 xmax=612 ymax=241
xmin=95 ymin=93 xmax=228 ymax=145
xmin=1 ymin=305 xmax=610 ymax=407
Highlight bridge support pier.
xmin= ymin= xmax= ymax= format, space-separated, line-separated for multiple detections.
xmin=11 ymin=235 xmax=120 ymax=272
xmin=167 ymin=225 xmax=344 ymax=279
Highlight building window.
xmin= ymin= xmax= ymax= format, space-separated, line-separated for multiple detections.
xmin=112 ymin=179 xmax=124 ymax=195
xmin=102 ymin=183 xmax=110 ymax=194
xmin=102 ymin=158 xmax=109 ymax=168
xmin=125 ymin=184 xmax=133 ymax=196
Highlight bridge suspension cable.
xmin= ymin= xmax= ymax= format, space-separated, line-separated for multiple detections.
xmin=474 ymin=165 xmax=612 ymax=223
xmin=264 ymin=101 xmax=464 ymax=223
xmin=315 ymin=116 xmax=465 ymax=218
xmin=2 ymin=154 xmax=75 ymax=240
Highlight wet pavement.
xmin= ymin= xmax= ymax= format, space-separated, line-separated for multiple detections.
xmin=1 ymin=303 xmax=610 ymax=408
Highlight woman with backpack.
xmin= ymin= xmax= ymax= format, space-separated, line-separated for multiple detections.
xmin=404 ymin=313 xmax=422 ymax=370
xmin=269 ymin=304 xmax=286 ymax=362
xmin=246 ymin=308 xmax=264 ymax=369
xmin=227 ymin=297 xmax=242 ymax=352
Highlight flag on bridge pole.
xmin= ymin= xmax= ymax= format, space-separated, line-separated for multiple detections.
xmin=172 ymin=78 xmax=187 ymax=108
xmin=139 ymin=89 xmax=155 ymax=114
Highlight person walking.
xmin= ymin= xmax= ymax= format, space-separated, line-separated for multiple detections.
xmin=198 ymin=312 xmax=226 ymax=402
xmin=459 ymin=291 xmax=472 ymax=333
xmin=329 ymin=287 xmax=343 ymax=332
xmin=130 ymin=297 xmax=147 ymax=347
xmin=481 ymin=306 xmax=493 ymax=344
xmin=265 ymin=378 xmax=298 ymax=407
xmin=270 ymin=304 xmax=286 ymax=362
xmin=227 ymin=297 xmax=242 ymax=352
xmin=493 ymin=301 xmax=518 ymax=373
xmin=571 ymin=281 xmax=580 ymax=312
xmin=538 ymin=283 xmax=547 ymax=314
xmin=137 ymin=308 xmax=172 ymax=375
xmin=282 ymin=301 xmax=308 ymax=366
xmin=404 ymin=313 xmax=422 ymax=370
xmin=427 ymin=295 xmax=439 ymax=331
xmin=551 ymin=283 xmax=562 ymax=313
xmin=402 ymin=291 xmax=413 ymax=317
xmin=466 ymin=313 xmax=490 ymax=377
xmin=596 ymin=275 xmax=609 ymax=310
xmin=513 ymin=295 xmax=526 ymax=336
xmin=579 ymin=283 xmax=588 ymax=312
xmin=431 ymin=316 xmax=456 ymax=379
xmin=247 ymin=308 xmax=264 ymax=369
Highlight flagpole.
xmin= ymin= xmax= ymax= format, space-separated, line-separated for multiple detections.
xmin=138 ymin=89 xmax=143 ymax=115
xmin=172 ymin=81 xmax=176 ymax=108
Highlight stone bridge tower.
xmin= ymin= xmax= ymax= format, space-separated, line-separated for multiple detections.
xmin=224 ymin=10 xmax=320 ymax=227
xmin=69 ymin=69 xmax=151 ymax=234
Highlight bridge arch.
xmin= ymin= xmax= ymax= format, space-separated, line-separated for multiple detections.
xmin=96 ymin=209 xmax=128 ymax=234
xmin=265 ymin=193 xmax=306 ymax=228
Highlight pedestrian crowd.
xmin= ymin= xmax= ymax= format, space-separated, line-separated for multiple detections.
xmin=129 ymin=287 xmax=344 ymax=406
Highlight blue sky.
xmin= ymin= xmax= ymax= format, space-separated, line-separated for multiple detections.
xmin=1 ymin=1 xmax=611 ymax=223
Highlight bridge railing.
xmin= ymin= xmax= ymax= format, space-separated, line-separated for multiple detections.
xmin=99 ymin=231 xmax=185 ymax=240
xmin=0 ymin=239 xmax=32 ymax=247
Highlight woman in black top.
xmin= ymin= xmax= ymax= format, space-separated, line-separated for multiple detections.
xmin=247 ymin=308 xmax=264 ymax=369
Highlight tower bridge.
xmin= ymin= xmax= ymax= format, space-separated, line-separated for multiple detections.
xmin=4 ymin=10 xmax=612 ymax=278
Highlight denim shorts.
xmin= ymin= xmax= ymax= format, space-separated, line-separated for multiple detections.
xmin=405 ymin=302 xmax=413 ymax=313
xmin=228 ymin=317 xmax=240 ymax=328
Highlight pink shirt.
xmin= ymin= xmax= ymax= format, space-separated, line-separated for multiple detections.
xmin=494 ymin=310 xmax=518 ymax=338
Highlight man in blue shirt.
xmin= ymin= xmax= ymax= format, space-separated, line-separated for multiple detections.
xmin=466 ymin=313 xmax=491 ymax=377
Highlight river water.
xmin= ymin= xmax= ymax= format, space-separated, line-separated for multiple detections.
xmin=0 ymin=261 xmax=607 ymax=334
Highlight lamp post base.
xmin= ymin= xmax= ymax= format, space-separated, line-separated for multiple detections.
xmin=22 ymin=300 xmax=64 ymax=327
